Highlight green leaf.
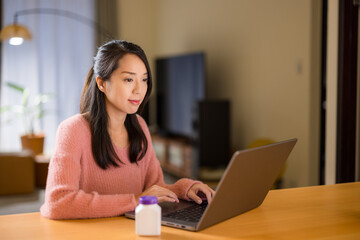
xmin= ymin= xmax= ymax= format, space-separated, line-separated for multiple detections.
xmin=0 ymin=106 xmax=12 ymax=113
xmin=1 ymin=82 xmax=55 ymax=133
xmin=22 ymin=89 xmax=30 ymax=107
xmin=6 ymin=82 xmax=25 ymax=93
xmin=37 ymin=109 xmax=45 ymax=119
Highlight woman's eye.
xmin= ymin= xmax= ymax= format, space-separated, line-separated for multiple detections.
xmin=125 ymin=78 xmax=133 ymax=82
xmin=143 ymin=78 xmax=148 ymax=82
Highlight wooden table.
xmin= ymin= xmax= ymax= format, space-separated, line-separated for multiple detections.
xmin=1 ymin=182 xmax=359 ymax=240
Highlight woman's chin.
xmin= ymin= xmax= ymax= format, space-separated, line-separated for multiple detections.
xmin=128 ymin=108 xmax=140 ymax=115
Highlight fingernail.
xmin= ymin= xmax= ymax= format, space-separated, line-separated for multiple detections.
xmin=197 ymin=200 xmax=202 ymax=204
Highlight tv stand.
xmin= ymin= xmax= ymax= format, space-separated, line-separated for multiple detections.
xmin=152 ymin=134 xmax=197 ymax=178
xmin=152 ymin=100 xmax=231 ymax=180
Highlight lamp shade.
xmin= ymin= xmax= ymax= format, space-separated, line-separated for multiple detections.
xmin=0 ymin=24 xmax=32 ymax=41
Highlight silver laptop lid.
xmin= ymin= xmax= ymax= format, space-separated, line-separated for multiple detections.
xmin=197 ymin=138 xmax=297 ymax=230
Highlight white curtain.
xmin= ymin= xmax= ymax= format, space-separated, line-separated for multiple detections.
xmin=0 ymin=0 xmax=95 ymax=154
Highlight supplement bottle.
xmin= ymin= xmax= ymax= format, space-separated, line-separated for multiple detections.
xmin=135 ymin=196 xmax=161 ymax=236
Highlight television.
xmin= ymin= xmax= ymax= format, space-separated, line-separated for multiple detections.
xmin=156 ymin=52 xmax=206 ymax=138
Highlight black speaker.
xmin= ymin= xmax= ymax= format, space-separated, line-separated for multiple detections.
xmin=193 ymin=100 xmax=230 ymax=168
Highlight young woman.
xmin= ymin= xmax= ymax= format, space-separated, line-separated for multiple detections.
xmin=40 ymin=40 xmax=214 ymax=219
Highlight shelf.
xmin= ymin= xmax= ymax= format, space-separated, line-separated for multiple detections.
xmin=152 ymin=134 xmax=196 ymax=179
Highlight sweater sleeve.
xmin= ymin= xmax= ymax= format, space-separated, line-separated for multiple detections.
xmin=40 ymin=117 xmax=137 ymax=220
xmin=138 ymin=116 xmax=201 ymax=201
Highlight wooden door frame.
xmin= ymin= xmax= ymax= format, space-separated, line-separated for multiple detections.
xmin=336 ymin=0 xmax=358 ymax=183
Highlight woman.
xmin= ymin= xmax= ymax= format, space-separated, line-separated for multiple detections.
xmin=40 ymin=40 xmax=214 ymax=219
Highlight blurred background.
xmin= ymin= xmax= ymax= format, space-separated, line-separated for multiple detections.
xmin=0 ymin=0 xmax=359 ymax=214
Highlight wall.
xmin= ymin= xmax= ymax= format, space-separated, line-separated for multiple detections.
xmin=117 ymin=0 xmax=322 ymax=188
xmin=325 ymin=0 xmax=338 ymax=185
xmin=117 ymin=0 xmax=158 ymax=120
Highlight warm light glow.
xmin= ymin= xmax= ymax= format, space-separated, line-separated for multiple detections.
xmin=0 ymin=24 xmax=31 ymax=46
xmin=9 ymin=37 xmax=24 ymax=45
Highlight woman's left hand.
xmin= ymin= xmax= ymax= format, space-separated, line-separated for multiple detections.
xmin=187 ymin=183 xmax=215 ymax=204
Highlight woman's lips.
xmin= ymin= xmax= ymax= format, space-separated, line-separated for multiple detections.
xmin=129 ymin=100 xmax=141 ymax=105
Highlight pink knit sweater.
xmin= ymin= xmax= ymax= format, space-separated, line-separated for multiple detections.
xmin=40 ymin=114 xmax=198 ymax=219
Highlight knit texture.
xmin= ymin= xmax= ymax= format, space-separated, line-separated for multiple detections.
xmin=40 ymin=114 xmax=199 ymax=219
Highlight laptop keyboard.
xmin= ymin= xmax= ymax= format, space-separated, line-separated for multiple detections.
xmin=163 ymin=202 xmax=208 ymax=223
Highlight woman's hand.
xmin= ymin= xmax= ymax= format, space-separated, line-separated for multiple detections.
xmin=187 ymin=183 xmax=215 ymax=204
xmin=136 ymin=185 xmax=179 ymax=204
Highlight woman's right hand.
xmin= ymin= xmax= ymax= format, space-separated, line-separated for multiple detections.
xmin=136 ymin=185 xmax=179 ymax=204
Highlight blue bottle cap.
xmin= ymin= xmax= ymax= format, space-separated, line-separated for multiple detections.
xmin=139 ymin=196 xmax=158 ymax=205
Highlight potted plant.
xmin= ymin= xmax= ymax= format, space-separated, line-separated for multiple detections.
xmin=0 ymin=82 xmax=53 ymax=155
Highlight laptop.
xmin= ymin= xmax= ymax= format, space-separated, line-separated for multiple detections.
xmin=125 ymin=138 xmax=297 ymax=231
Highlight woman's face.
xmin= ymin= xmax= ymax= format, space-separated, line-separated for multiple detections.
xmin=97 ymin=53 xmax=148 ymax=117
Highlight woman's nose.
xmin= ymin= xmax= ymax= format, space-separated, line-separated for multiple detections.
xmin=133 ymin=79 xmax=145 ymax=94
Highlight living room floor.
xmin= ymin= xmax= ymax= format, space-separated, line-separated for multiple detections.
xmin=0 ymin=188 xmax=45 ymax=215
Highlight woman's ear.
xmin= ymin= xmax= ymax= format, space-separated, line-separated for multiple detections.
xmin=96 ymin=76 xmax=106 ymax=92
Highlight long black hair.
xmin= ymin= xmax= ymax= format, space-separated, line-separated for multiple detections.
xmin=80 ymin=40 xmax=152 ymax=169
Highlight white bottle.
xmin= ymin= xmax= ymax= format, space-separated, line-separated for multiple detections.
xmin=135 ymin=196 xmax=161 ymax=236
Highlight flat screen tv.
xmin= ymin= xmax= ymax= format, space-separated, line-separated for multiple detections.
xmin=156 ymin=52 xmax=205 ymax=138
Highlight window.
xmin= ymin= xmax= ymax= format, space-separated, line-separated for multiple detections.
xmin=0 ymin=0 xmax=95 ymax=154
